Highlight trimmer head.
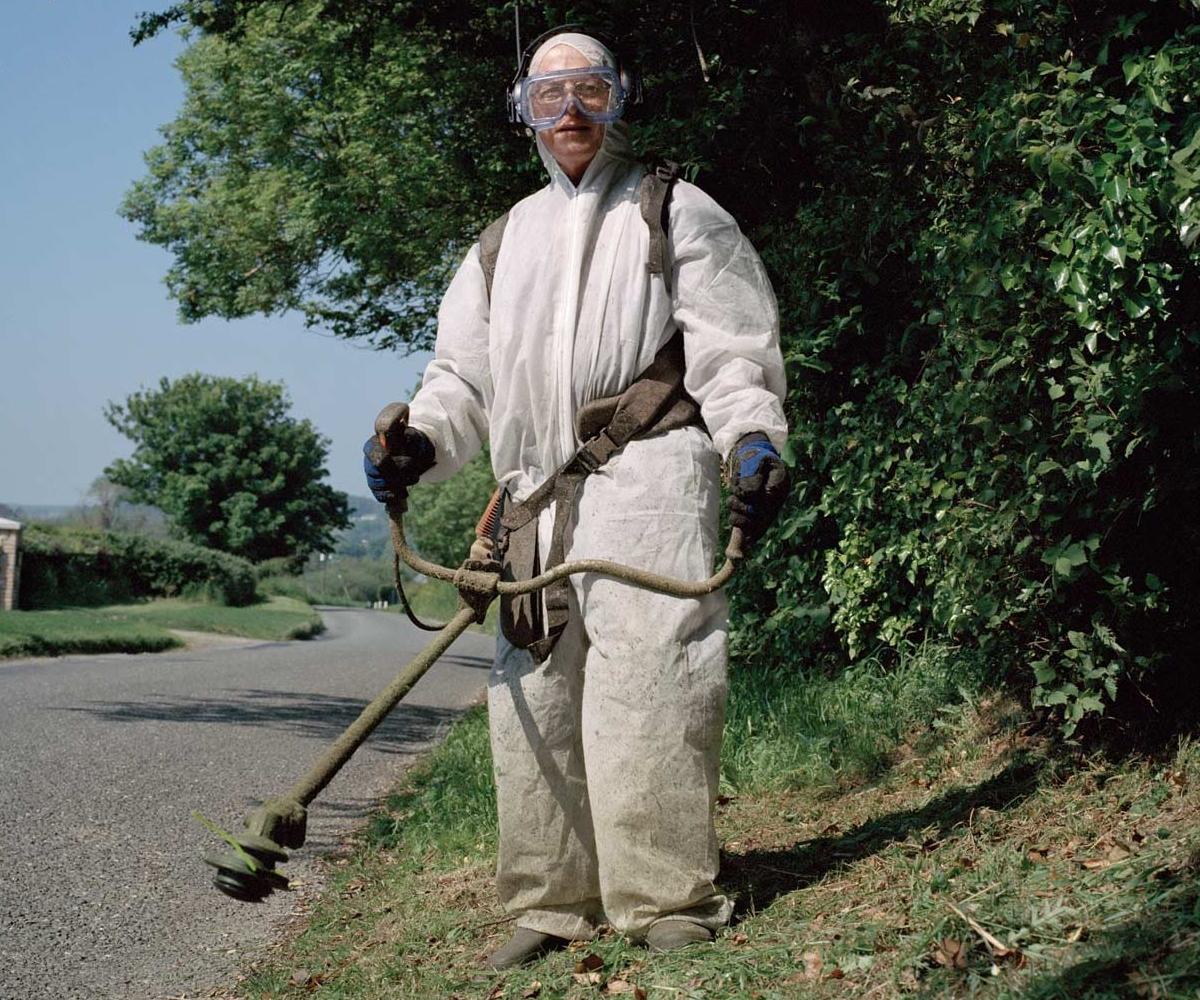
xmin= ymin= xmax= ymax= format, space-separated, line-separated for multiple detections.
xmin=196 ymin=803 xmax=306 ymax=902
xmin=202 ymin=830 xmax=290 ymax=901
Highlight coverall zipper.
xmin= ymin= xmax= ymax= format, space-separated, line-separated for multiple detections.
xmin=556 ymin=187 xmax=582 ymax=465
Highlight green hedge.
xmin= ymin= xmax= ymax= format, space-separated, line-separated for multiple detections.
xmin=726 ymin=1 xmax=1200 ymax=735
xmin=19 ymin=524 xmax=257 ymax=608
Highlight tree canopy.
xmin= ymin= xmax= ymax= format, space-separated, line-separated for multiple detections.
xmin=127 ymin=1 xmax=1200 ymax=735
xmin=105 ymin=373 xmax=351 ymax=562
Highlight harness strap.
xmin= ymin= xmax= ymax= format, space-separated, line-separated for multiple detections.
xmin=639 ymin=161 xmax=681 ymax=293
xmin=499 ymin=330 xmax=702 ymax=661
xmin=482 ymin=160 xmax=689 ymax=661
xmin=479 ymin=211 xmax=510 ymax=300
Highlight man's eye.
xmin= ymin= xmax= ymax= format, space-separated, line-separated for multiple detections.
xmin=536 ymin=85 xmax=565 ymax=103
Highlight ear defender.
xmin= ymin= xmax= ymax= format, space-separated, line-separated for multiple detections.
xmin=507 ymin=24 xmax=642 ymax=127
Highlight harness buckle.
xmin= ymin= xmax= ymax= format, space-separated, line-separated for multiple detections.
xmin=570 ymin=430 xmax=619 ymax=475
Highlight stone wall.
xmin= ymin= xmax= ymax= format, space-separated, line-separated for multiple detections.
xmin=0 ymin=522 xmax=21 ymax=611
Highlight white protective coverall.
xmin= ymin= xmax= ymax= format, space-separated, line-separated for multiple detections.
xmin=405 ymin=33 xmax=787 ymax=940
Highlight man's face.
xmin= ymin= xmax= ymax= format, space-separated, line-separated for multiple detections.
xmin=531 ymin=45 xmax=605 ymax=183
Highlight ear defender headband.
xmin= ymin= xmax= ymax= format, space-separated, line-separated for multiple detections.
xmin=507 ymin=23 xmax=643 ymax=126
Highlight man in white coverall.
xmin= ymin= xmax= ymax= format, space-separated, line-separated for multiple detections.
xmin=364 ymin=29 xmax=789 ymax=968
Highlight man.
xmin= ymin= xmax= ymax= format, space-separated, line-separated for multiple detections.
xmin=366 ymin=29 xmax=788 ymax=968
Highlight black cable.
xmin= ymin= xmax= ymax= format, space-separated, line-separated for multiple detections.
xmin=392 ymin=554 xmax=447 ymax=632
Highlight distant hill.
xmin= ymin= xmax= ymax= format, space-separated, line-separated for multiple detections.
xmin=1 ymin=501 xmax=167 ymax=536
xmin=336 ymin=495 xmax=391 ymax=559
xmin=0 ymin=503 xmax=75 ymax=522
xmin=1 ymin=495 xmax=392 ymax=559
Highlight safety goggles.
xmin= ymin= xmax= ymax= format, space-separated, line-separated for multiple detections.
xmin=518 ymin=65 xmax=626 ymax=131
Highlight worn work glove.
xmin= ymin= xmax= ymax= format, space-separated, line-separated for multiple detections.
xmin=362 ymin=428 xmax=436 ymax=504
xmin=728 ymin=432 xmax=790 ymax=545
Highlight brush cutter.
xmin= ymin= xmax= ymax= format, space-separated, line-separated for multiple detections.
xmin=200 ymin=402 xmax=743 ymax=901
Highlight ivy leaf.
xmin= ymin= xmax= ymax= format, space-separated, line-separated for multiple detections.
xmin=1050 ymin=542 xmax=1089 ymax=577
xmin=1122 ymin=294 xmax=1150 ymax=319
xmin=1103 ymin=175 xmax=1130 ymax=204
xmin=1102 ymin=242 xmax=1127 ymax=267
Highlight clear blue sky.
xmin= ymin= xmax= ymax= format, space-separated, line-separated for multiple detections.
xmin=0 ymin=2 xmax=429 ymax=507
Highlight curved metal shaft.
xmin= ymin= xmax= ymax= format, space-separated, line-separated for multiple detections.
xmin=283 ymin=606 xmax=477 ymax=808
xmin=389 ymin=504 xmax=743 ymax=598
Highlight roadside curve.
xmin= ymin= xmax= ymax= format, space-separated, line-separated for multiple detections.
xmin=0 ymin=607 xmax=494 ymax=1000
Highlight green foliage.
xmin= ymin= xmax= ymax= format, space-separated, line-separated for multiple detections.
xmin=110 ymin=595 xmax=324 ymax=640
xmin=20 ymin=523 xmax=257 ymax=607
xmin=403 ymin=448 xmax=496 ymax=570
xmin=722 ymin=643 xmax=987 ymax=793
xmin=365 ymin=704 xmax=498 ymax=861
xmin=0 ymin=608 xmax=182 ymax=658
xmin=104 ymin=373 xmax=351 ymax=562
xmin=123 ymin=5 xmax=538 ymax=348
xmin=260 ymin=553 xmax=396 ymax=605
xmin=730 ymin=0 xmax=1200 ymax=736
xmin=130 ymin=1 xmax=1200 ymax=734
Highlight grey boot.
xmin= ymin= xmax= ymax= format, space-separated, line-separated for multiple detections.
xmin=485 ymin=927 xmax=568 ymax=970
xmin=644 ymin=919 xmax=714 ymax=952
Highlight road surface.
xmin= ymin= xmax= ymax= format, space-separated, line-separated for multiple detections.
xmin=0 ymin=607 xmax=494 ymax=999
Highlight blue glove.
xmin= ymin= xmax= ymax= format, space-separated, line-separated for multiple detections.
xmin=362 ymin=429 xmax=436 ymax=504
xmin=728 ymin=433 xmax=789 ymax=544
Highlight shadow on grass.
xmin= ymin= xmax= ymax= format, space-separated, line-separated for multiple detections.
xmin=722 ymin=757 xmax=1045 ymax=919
xmin=61 ymin=689 xmax=466 ymax=755
xmin=1018 ymin=867 xmax=1200 ymax=999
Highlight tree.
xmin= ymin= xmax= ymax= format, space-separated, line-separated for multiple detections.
xmin=122 ymin=0 xmax=858 ymax=349
xmin=104 ymin=373 xmax=351 ymax=562
xmin=404 ymin=447 xmax=496 ymax=570
xmin=76 ymin=476 xmax=164 ymax=535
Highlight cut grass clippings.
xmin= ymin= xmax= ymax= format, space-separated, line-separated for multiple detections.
xmin=232 ymin=649 xmax=1200 ymax=1000
xmin=0 ymin=596 xmax=323 ymax=659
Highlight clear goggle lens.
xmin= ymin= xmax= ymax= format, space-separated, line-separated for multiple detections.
xmin=520 ymin=66 xmax=625 ymax=130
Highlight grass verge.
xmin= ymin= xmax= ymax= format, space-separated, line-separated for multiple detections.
xmin=107 ymin=595 xmax=324 ymax=641
xmin=0 ymin=596 xmax=323 ymax=659
xmin=0 ymin=607 xmax=182 ymax=658
xmin=234 ymin=650 xmax=1200 ymax=1000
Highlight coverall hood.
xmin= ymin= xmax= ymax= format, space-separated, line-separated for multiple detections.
xmin=528 ymin=32 xmax=636 ymax=190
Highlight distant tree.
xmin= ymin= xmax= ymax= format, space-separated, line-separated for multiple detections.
xmin=72 ymin=477 xmax=166 ymax=536
xmin=104 ymin=373 xmax=351 ymax=562
xmin=404 ymin=448 xmax=496 ymax=570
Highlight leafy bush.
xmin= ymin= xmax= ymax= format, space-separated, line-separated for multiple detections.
xmin=259 ymin=554 xmax=397 ymax=606
xmin=20 ymin=524 xmax=257 ymax=608
xmin=732 ymin=1 xmax=1200 ymax=734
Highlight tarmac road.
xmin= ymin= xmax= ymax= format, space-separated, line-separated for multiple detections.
xmin=0 ymin=607 xmax=494 ymax=1000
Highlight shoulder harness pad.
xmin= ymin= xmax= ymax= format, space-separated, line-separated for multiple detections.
xmin=478 ymin=160 xmax=681 ymax=299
